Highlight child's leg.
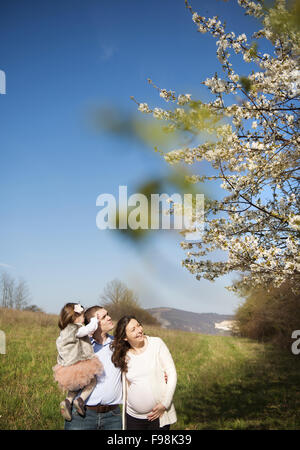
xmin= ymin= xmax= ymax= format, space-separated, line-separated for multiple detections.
xmin=66 ymin=390 xmax=78 ymax=403
xmin=73 ymin=377 xmax=97 ymax=417
xmin=60 ymin=390 xmax=78 ymax=422
xmin=79 ymin=377 xmax=97 ymax=402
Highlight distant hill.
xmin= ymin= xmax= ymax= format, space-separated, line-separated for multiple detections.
xmin=147 ymin=307 xmax=235 ymax=336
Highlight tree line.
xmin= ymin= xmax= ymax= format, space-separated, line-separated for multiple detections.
xmin=233 ymin=279 xmax=300 ymax=349
xmin=100 ymin=279 xmax=159 ymax=326
xmin=0 ymin=272 xmax=41 ymax=312
xmin=0 ymin=273 xmax=159 ymax=325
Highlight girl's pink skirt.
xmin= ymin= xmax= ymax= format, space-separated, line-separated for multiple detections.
xmin=53 ymin=356 xmax=103 ymax=392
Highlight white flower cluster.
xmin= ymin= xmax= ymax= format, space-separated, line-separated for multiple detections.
xmin=159 ymin=88 xmax=176 ymax=102
xmin=138 ymin=103 xmax=151 ymax=114
xmin=136 ymin=0 xmax=300 ymax=292
xmin=238 ymin=0 xmax=263 ymax=18
xmin=204 ymin=76 xmax=233 ymax=94
xmin=289 ymin=215 xmax=300 ymax=231
xmin=177 ymin=94 xmax=192 ymax=105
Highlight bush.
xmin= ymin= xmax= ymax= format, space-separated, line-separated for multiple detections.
xmin=100 ymin=279 xmax=160 ymax=326
xmin=234 ymin=281 xmax=300 ymax=348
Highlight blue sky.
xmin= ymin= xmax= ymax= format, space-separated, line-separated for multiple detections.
xmin=0 ymin=0 xmax=263 ymax=315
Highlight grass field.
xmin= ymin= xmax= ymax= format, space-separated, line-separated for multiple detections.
xmin=1 ymin=307 xmax=300 ymax=430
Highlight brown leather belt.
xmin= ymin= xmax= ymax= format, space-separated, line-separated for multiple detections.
xmin=86 ymin=404 xmax=118 ymax=413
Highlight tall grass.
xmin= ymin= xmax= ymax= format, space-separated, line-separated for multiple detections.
xmin=1 ymin=308 xmax=300 ymax=429
xmin=0 ymin=308 xmax=60 ymax=429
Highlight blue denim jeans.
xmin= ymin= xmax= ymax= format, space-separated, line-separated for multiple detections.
xmin=64 ymin=405 xmax=122 ymax=430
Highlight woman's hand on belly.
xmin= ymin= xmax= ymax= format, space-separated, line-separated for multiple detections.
xmin=147 ymin=402 xmax=166 ymax=421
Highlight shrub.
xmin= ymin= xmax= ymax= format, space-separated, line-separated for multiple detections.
xmin=234 ymin=281 xmax=300 ymax=348
xmin=100 ymin=279 xmax=160 ymax=326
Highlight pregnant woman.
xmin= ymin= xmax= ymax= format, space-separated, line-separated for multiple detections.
xmin=110 ymin=315 xmax=177 ymax=430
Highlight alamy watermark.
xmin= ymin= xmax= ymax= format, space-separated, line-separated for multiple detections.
xmin=0 ymin=70 xmax=6 ymax=94
xmin=96 ymin=186 xmax=204 ymax=240
xmin=291 ymin=330 xmax=300 ymax=355
xmin=0 ymin=330 xmax=6 ymax=354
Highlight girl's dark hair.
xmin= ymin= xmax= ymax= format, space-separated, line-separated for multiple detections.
xmin=58 ymin=303 xmax=84 ymax=330
xmin=110 ymin=315 xmax=141 ymax=372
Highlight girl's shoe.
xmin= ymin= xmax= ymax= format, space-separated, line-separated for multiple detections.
xmin=73 ymin=397 xmax=86 ymax=417
xmin=60 ymin=399 xmax=72 ymax=421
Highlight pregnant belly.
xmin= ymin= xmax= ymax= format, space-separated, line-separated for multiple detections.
xmin=127 ymin=383 xmax=157 ymax=414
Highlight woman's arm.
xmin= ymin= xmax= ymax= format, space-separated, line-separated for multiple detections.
xmin=147 ymin=338 xmax=177 ymax=421
xmin=157 ymin=338 xmax=177 ymax=410
xmin=147 ymin=402 xmax=166 ymax=421
xmin=75 ymin=316 xmax=98 ymax=338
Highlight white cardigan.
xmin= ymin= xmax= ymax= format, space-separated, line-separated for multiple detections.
xmin=122 ymin=336 xmax=177 ymax=429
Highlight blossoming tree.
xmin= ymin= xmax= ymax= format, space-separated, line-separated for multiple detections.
xmin=134 ymin=0 xmax=300 ymax=293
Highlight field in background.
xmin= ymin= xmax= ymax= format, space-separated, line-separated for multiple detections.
xmin=1 ymin=308 xmax=300 ymax=430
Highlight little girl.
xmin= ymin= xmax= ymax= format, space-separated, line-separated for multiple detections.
xmin=53 ymin=302 xmax=103 ymax=421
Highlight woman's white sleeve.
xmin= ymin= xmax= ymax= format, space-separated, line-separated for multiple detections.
xmin=75 ymin=317 xmax=98 ymax=338
xmin=158 ymin=339 xmax=177 ymax=410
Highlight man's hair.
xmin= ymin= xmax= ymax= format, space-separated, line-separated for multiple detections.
xmin=84 ymin=305 xmax=104 ymax=325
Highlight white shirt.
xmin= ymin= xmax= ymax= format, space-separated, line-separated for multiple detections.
xmin=123 ymin=336 xmax=177 ymax=427
xmin=85 ymin=334 xmax=122 ymax=406
xmin=126 ymin=338 xmax=157 ymax=419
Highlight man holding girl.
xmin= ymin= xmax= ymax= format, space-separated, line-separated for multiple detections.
xmin=54 ymin=304 xmax=177 ymax=430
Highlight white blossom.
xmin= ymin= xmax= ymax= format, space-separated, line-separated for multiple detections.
xmin=138 ymin=103 xmax=151 ymax=113
xmin=136 ymin=0 xmax=300 ymax=292
xmin=289 ymin=215 xmax=300 ymax=231
xmin=177 ymin=94 xmax=192 ymax=105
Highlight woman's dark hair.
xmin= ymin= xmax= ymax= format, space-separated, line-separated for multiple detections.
xmin=110 ymin=315 xmax=141 ymax=372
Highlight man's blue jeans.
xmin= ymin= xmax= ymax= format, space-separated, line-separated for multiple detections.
xmin=64 ymin=405 xmax=122 ymax=430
